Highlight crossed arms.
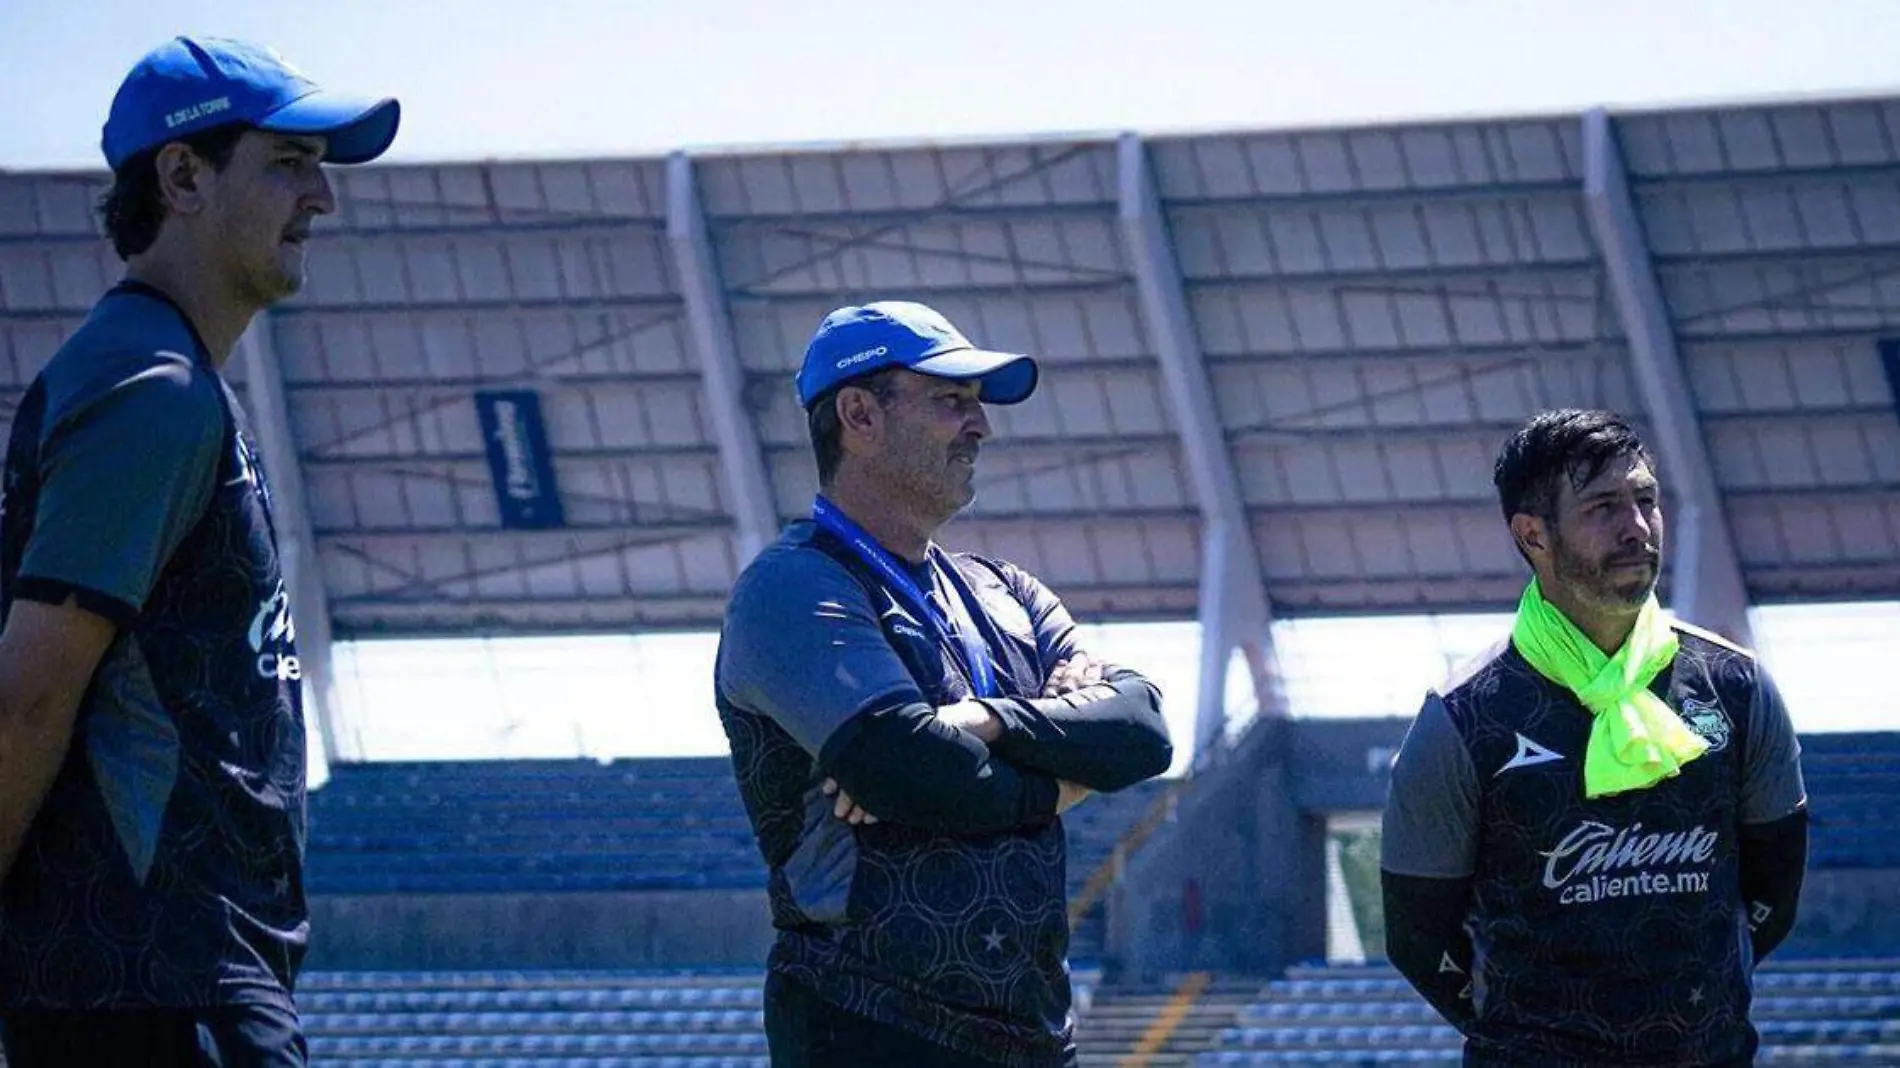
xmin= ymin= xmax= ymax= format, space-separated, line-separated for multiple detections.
xmin=715 ymin=548 xmax=1172 ymax=836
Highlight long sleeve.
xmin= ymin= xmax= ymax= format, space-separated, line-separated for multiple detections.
xmin=979 ymin=669 xmax=1172 ymax=792
xmin=1382 ymin=870 xmax=1477 ymax=1033
xmin=818 ymin=698 xmax=1061 ymax=836
xmin=1381 ymin=692 xmax=1481 ymax=1031
xmin=964 ymin=557 xmax=1172 ymax=791
xmin=1736 ymin=662 xmax=1809 ymax=963
xmin=1738 ymin=809 xmax=1807 ymax=963
xmin=716 ymin=548 xmax=1061 ymax=837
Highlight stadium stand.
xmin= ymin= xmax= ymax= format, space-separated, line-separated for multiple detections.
xmin=304 ymin=728 xmax=1898 ymax=902
xmin=296 ymin=965 xmax=1102 ymax=1067
xmin=1188 ymin=959 xmax=1900 ymax=1066
xmin=9 ymin=84 xmax=1900 ymax=1064
xmin=306 ymin=759 xmax=760 ymax=895
xmin=306 ymin=757 xmax=1170 ymax=906
xmin=288 ymin=957 xmax=1900 ymax=1066
xmin=293 ymin=737 xmax=1900 ymax=1065
xmin=1801 ymin=733 xmax=1900 ymax=870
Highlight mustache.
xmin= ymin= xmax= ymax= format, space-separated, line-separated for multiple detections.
xmin=949 ymin=441 xmax=981 ymax=463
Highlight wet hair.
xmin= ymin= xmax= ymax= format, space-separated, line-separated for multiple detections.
xmin=806 ymin=368 xmax=902 ymax=484
xmin=98 ymin=124 xmax=249 ymax=260
xmin=1494 ymin=408 xmax=1654 ymax=525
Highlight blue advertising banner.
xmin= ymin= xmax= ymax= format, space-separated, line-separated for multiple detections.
xmin=1882 ymin=340 xmax=1900 ymax=426
xmin=474 ymin=390 xmax=566 ymax=530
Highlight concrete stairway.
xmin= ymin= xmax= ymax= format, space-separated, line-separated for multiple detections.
xmin=1078 ymin=974 xmax=1261 ymax=1068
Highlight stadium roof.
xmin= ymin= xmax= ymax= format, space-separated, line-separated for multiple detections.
xmin=3 ymin=95 xmax=1897 ymax=640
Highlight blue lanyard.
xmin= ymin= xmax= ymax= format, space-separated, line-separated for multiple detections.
xmin=811 ymin=495 xmax=999 ymax=697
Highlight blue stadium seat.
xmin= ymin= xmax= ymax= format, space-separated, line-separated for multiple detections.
xmin=291 ymin=958 xmax=1900 ymax=1068
xmin=304 ymin=758 xmax=1171 ymax=899
xmin=1210 ymin=960 xmax=1900 ymax=1067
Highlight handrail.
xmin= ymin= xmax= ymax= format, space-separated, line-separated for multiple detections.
xmin=1068 ymin=783 xmax=1183 ymax=927
xmin=1117 ymin=971 xmax=1212 ymax=1068
xmin=1067 ymin=706 xmax=1288 ymax=928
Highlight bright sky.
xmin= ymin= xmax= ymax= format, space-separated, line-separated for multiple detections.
xmin=4 ymin=0 xmax=1900 ymax=170
xmin=324 ymin=601 xmax=1900 ymax=786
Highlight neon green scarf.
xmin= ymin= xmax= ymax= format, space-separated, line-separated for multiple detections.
xmin=1511 ymin=579 xmax=1706 ymax=798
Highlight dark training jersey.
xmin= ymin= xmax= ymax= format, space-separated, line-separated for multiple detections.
xmin=716 ymin=522 xmax=1090 ymax=1068
xmin=0 ymin=282 xmax=308 ymax=1010
xmin=1383 ymin=623 xmax=1806 ymax=1066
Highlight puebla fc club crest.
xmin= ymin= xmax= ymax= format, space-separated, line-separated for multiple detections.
xmin=1682 ymin=697 xmax=1731 ymax=753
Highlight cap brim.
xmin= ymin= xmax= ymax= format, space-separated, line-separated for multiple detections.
xmin=258 ymin=90 xmax=401 ymax=164
xmin=911 ymin=348 xmax=1040 ymax=405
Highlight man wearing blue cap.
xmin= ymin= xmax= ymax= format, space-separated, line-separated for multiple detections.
xmin=0 ymin=37 xmax=397 ymax=1067
xmin=716 ymin=301 xmax=1174 ymax=1066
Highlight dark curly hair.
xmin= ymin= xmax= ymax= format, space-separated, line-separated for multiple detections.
xmin=1494 ymin=408 xmax=1655 ymax=526
xmin=97 ymin=124 xmax=249 ymax=260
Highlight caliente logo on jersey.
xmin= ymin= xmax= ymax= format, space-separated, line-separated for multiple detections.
xmin=1541 ymin=820 xmax=1719 ymax=905
xmin=249 ymin=580 xmax=301 ymax=681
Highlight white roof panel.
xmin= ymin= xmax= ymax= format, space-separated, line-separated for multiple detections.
xmin=3 ymin=97 xmax=1896 ymax=633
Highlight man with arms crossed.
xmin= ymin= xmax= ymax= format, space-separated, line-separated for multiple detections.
xmin=1382 ymin=409 xmax=1808 ymax=1066
xmin=716 ymin=301 xmax=1173 ymax=1067
xmin=0 ymin=37 xmax=398 ymax=1067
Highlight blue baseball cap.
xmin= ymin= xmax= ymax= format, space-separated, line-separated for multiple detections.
xmin=103 ymin=37 xmax=400 ymax=172
xmin=796 ymin=301 xmax=1040 ymax=409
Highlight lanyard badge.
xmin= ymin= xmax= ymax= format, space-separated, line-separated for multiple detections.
xmin=811 ymin=495 xmax=998 ymax=697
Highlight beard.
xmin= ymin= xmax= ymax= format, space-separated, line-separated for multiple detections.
xmin=260 ymin=246 xmax=307 ymax=303
xmin=219 ymin=246 xmax=302 ymax=313
xmin=213 ymin=211 xmax=306 ymax=309
xmin=882 ymin=446 xmax=977 ymax=526
xmin=916 ymin=459 xmax=976 ymax=518
xmin=1549 ymin=530 xmax=1660 ymax=610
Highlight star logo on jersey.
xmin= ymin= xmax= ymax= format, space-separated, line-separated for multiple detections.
xmin=1496 ymin=732 xmax=1564 ymax=776
xmin=1749 ymin=900 xmax=1774 ymax=931
xmin=1432 ymin=955 xmax=1475 ymax=999
xmin=1682 ymin=696 xmax=1730 ymax=753
xmin=880 ymin=591 xmax=928 ymax=642
xmin=225 ymin=438 xmax=257 ymax=489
